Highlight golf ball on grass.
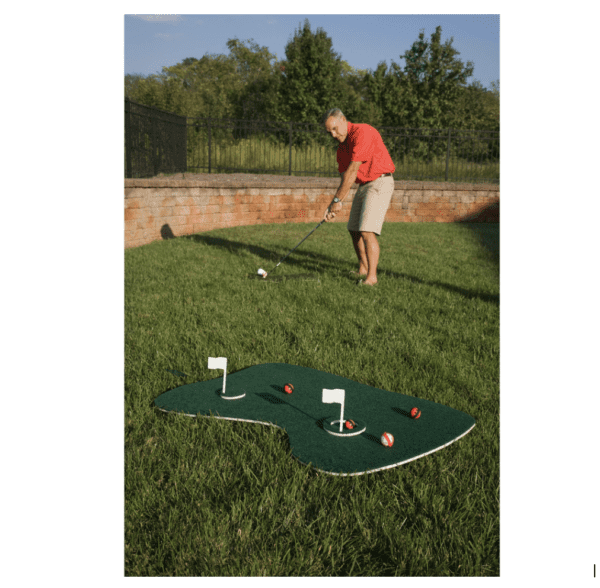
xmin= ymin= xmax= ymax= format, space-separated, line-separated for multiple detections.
xmin=410 ymin=407 xmax=421 ymax=419
xmin=284 ymin=383 xmax=294 ymax=394
xmin=257 ymin=268 xmax=268 ymax=278
xmin=381 ymin=432 xmax=394 ymax=447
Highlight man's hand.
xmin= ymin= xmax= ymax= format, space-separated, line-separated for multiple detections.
xmin=324 ymin=200 xmax=343 ymax=222
xmin=323 ymin=161 xmax=361 ymax=222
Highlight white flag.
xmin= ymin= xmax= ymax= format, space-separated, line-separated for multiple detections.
xmin=208 ymin=357 xmax=227 ymax=371
xmin=208 ymin=357 xmax=228 ymax=395
xmin=322 ymin=388 xmax=345 ymax=405
xmin=322 ymin=388 xmax=346 ymax=432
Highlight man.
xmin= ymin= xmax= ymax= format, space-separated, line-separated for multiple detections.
xmin=322 ymin=109 xmax=395 ymax=286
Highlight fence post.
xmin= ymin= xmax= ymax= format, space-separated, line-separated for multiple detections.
xmin=289 ymin=121 xmax=293 ymax=176
xmin=125 ymin=99 xmax=132 ymax=179
xmin=150 ymin=106 xmax=157 ymax=177
xmin=207 ymin=118 xmax=212 ymax=174
xmin=445 ymin=129 xmax=451 ymax=182
xmin=181 ymin=115 xmax=188 ymax=174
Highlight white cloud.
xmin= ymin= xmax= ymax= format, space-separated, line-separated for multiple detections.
xmin=132 ymin=15 xmax=183 ymax=24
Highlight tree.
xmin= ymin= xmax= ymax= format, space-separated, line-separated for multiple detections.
xmin=452 ymin=80 xmax=499 ymax=131
xmin=180 ymin=57 xmax=199 ymax=67
xmin=132 ymin=42 xmax=286 ymax=122
xmin=279 ymin=19 xmax=345 ymax=124
xmin=225 ymin=38 xmax=285 ymax=121
xmin=125 ymin=73 xmax=146 ymax=99
xmin=399 ymin=26 xmax=474 ymax=129
xmin=359 ymin=61 xmax=414 ymax=128
xmin=489 ymin=80 xmax=500 ymax=132
xmin=333 ymin=60 xmax=376 ymax=123
xmin=126 ymin=73 xmax=186 ymax=115
xmin=159 ymin=54 xmax=242 ymax=119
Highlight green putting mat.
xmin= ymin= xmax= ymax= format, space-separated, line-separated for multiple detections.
xmin=154 ymin=363 xmax=476 ymax=476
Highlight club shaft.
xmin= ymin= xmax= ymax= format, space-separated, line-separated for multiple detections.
xmin=271 ymin=220 xmax=325 ymax=272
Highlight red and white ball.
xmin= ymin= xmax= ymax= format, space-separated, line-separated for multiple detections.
xmin=381 ymin=432 xmax=394 ymax=447
xmin=410 ymin=407 xmax=421 ymax=419
xmin=284 ymin=383 xmax=294 ymax=394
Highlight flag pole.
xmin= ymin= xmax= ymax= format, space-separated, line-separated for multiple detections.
xmin=208 ymin=357 xmax=228 ymax=396
xmin=322 ymin=388 xmax=346 ymax=432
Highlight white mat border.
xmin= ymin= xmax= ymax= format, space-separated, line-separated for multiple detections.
xmin=156 ymin=408 xmax=476 ymax=476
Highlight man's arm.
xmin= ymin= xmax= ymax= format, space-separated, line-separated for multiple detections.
xmin=323 ymin=161 xmax=362 ymax=221
xmin=335 ymin=160 xmax=362 ymax=203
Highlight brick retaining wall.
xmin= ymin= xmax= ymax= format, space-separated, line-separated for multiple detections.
xmin=124 ymin=177 xmax=499 ymax=249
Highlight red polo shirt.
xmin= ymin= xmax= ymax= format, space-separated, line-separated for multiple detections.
xmin=337 ymin=121 xmax=395 ymax=184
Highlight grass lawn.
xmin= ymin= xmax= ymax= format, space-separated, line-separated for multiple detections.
xmin=125 ymin=221 xmax=499 ymax=576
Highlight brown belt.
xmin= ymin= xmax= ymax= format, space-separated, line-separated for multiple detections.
xmin=365 ymin=173 xmax=393 ymax=183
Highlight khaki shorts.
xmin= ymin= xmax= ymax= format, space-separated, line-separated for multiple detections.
xmin=347 ymin=174 xmax=395 ymax=235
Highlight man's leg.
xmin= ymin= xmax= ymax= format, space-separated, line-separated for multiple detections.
xmin=350 ymin=231 xmax=369 ymax=276
xmin=354 ymin=176 xmax=394 ymax=285
xmin=360 ymin=231 xmax=379 ymax=285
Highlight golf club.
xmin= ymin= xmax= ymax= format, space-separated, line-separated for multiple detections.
xmin=258 ymin=219 xmax=326 ymax=278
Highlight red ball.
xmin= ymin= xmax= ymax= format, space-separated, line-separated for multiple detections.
xmin=345 ymin=419 xmax=355 ymax=430
xmin=284 ymin=383 xmax=294 ymax=394
xmin=410 ymin=407 xmax=421 ymax=419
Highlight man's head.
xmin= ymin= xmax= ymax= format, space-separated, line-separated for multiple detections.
xmin=322 ymin=108 xmax=348 ymax=143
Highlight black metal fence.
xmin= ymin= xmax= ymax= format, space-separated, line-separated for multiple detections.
xmin=187 ymin=118 xmax=335 ymax=178
xmin=379 ymin=126 xmax=500 ymax=184
xmin=125 ymin=101 xmax=499 ymax=183
xmin=125 ymin=99 xmax=187 ymax=179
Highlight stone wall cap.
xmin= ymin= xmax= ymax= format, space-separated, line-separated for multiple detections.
xmin=124 ymin=173 xmax=499 ymax=191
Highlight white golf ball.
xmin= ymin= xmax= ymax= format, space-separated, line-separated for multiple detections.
xmin=381 ymin=432 xmax=394 ymax=447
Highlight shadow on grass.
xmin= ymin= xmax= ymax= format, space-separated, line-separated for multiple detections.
xmin=182 ymin=224 xmax=498 ymax=306
xmin=457 ymin=223 xmax=499 ymax=265
xmin=380 ymin=269 xmax=499 ymax=305
xmin=455 ymin=204 xmax=499 ymax=267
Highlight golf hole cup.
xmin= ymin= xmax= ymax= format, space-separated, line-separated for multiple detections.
xmin=257 ymin=268 xmax=268 ymax=278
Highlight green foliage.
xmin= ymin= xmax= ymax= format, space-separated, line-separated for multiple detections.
xmin=279 ymin=19 xmax=345 ymax=125
xmin=125 ymin=73 xmax=146 ymax=99
xmin=226 ymin=38 xmax=286 ymax=122
xmin=187 ymin=134 xmax=339 ymax=177
xmin=452 ymin=80 xmax=500 ymax=131
xmin=361 ymin=62 xmax=412 ymax=128
xmin=331 ymin=60 xmax=374 ymax=123
xmin=399 ymin=26 xmax=475 ymax=129
xmin=161 ymin=54 xmax=242 ymax=119
xmin=124 ymin=23 xmax=498 ymax=134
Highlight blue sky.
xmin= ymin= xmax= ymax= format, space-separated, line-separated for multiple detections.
xmin=125 ymin=14 xmax=499 ymax=90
